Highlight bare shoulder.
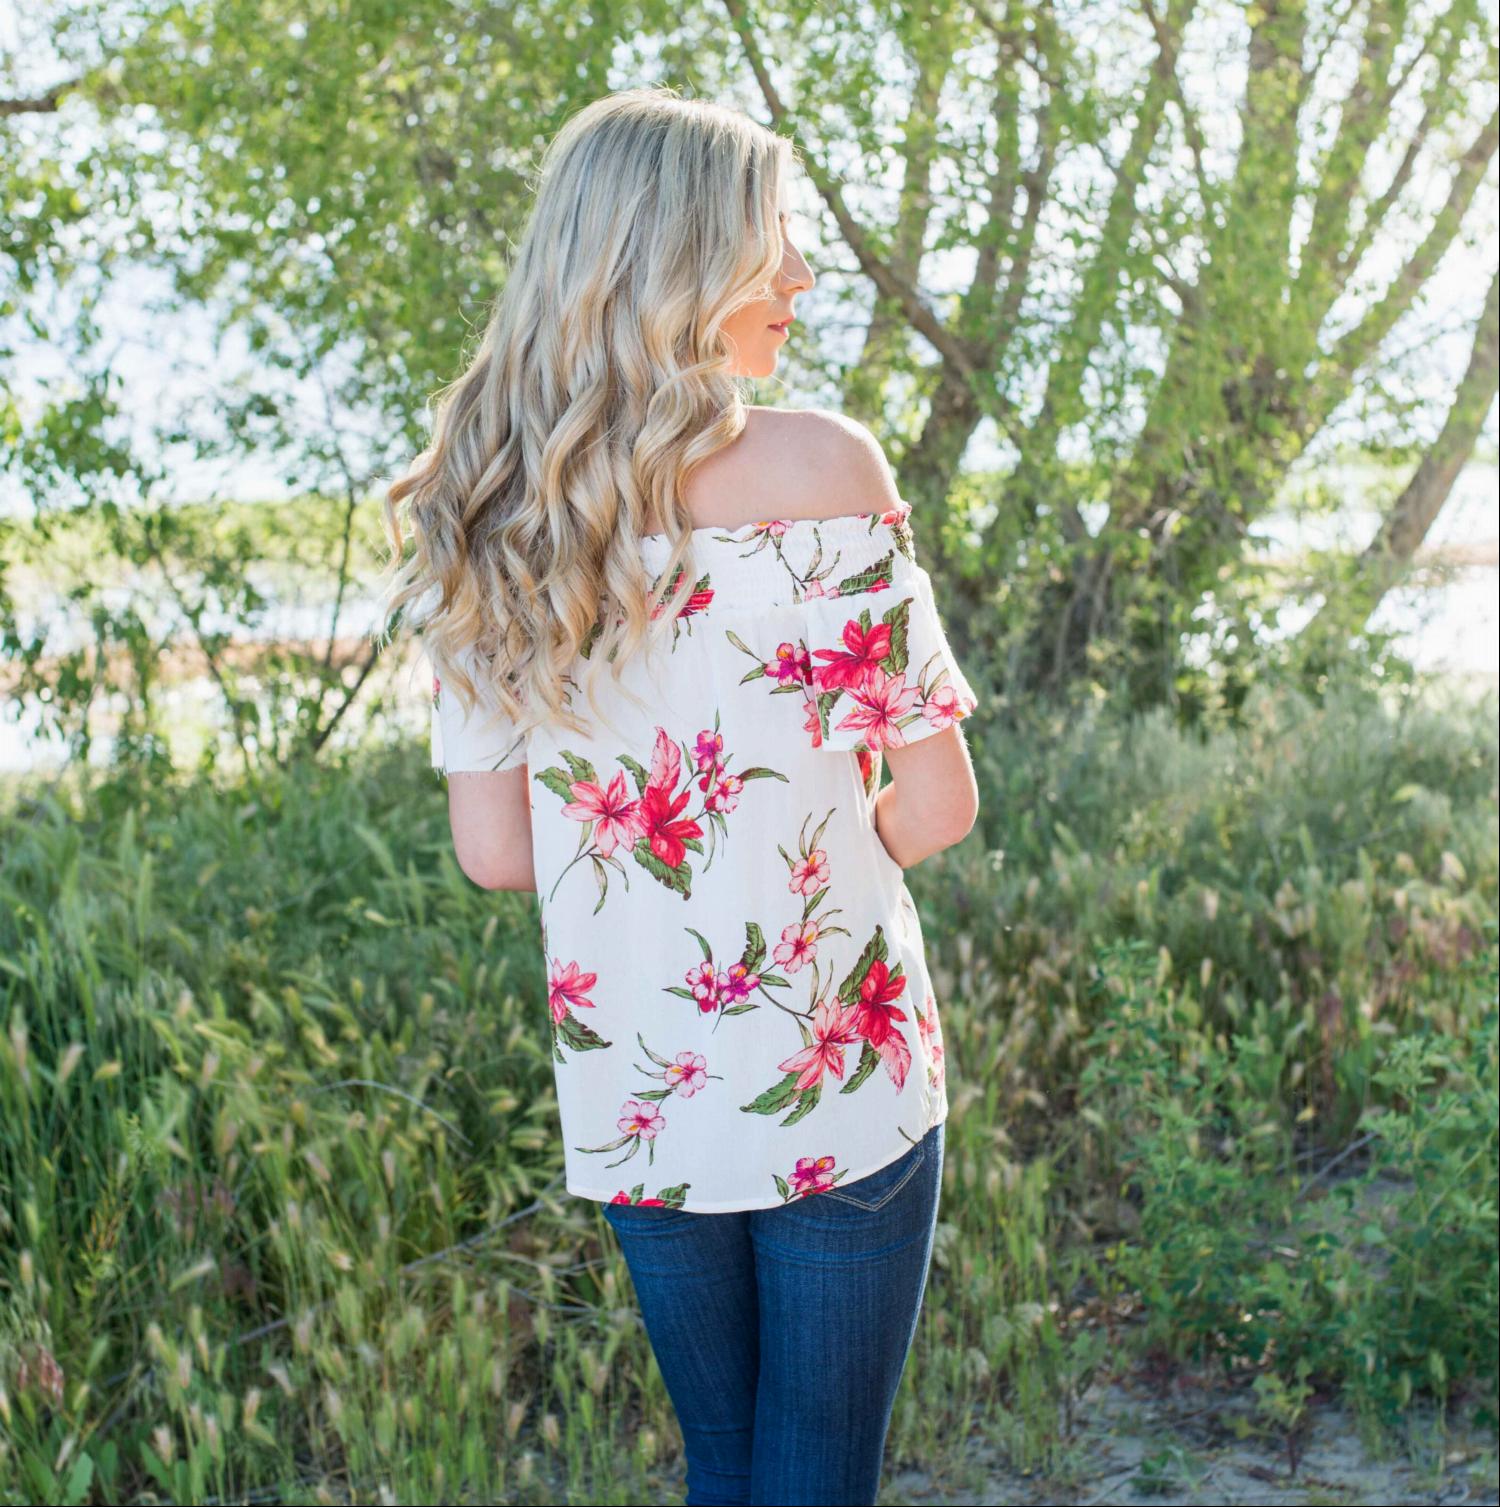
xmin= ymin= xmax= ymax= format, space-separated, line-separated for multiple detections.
xmin=741 ymin=407 xmax=904 ymax=520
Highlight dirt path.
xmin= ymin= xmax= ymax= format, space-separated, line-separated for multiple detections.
xmin=885 ymin=1371 xmax=1498 ymax=1506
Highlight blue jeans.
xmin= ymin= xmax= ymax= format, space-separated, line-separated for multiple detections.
xmin=599 ymin=1121 xmax=945 ymax=1506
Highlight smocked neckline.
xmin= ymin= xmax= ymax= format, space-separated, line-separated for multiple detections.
xmin=638 ymin=499 xmax=912 ymax=545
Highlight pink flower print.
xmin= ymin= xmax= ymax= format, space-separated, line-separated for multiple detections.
xmin=705 ymin=772 xmax=743 ymax=814
xmin=664 ymin=1051 xmax=708 ymax=1097
xmin=802 ymin=578 xmax=840 ymax=600
xmin=431 ymin=673 xmax=442 ymax=702
xmin=812 ymin=619 xmax=892 ymax=692
xmin=753 ymin=519 xmax=791 ymax=537
xmin=717 ymin=961 xmax=760 ymax=1005
xmin=649 ymin=568 xmax=714 ymax=619
xmin=548 ymin=959 xmax=599 ymax=1025
xmin=693 ymin=730 xmax=724 ymax=772
xmin=618 ymin=1099 xmax=666 ymax=1141
xmin=803 ymin=698 xmax=824 ymax=749
xmin=789 ymin=1154 xmax=839 ymax=1197
xmin=777 ymin=997 xmax=861 ymax=1091
xmin=686 ymin=961 xmax=721 ymax=1013
xmin=773 ymin=920 xmax=820 ymax=973
xmin=879 ymin=506 xmax=905 ymax=526
xmin=560 ymin=771 xmax=647 ymax=858
xmin=647 ymin=725 xmax=683 ymax=793
xmin=921 ymin=683 xmax=963 ymax=729
xmin=835 ymin=667 xmax=920 ymax=750
xmin=765 ymin=640 xmax=812 ymax=686
xmin=918 ymin=992 xmax=946 ymax=1095
xmin=789 ymin=848 xmax=830 ymax=896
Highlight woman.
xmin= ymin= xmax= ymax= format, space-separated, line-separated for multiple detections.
xmin=380 ymin=84 xmax=981 ymax=1507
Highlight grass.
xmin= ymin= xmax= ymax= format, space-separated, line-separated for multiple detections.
xmin=0 ymin=674 xmax=1496 ymax=1504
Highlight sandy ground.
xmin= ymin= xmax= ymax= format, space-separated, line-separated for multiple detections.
xmin=884 ymin=1370 xmax=1499 ymax=1506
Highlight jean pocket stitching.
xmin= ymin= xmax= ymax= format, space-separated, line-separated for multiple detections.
xmin=821 ymin=1141 xmax=926 ymax=1211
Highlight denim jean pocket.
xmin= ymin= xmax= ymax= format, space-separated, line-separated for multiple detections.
xmin=819 ymin=1134 xmax=928 ymax=1212
xmin=601 ymin=1199 xmax=690 ymax=1234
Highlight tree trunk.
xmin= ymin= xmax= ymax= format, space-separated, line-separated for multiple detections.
xmin=1305 ymin=265 xmax=1498 ymax=642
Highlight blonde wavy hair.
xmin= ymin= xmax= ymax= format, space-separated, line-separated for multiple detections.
xmin=378 ymin=85 xmax=797 ymax=745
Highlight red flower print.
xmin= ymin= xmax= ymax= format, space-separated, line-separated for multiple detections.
xmin=663 ymin=1051 xmax=709 ymax=1096
xmin=610 ymin=1191 xmax=667 ymax=1205
xmin=548 ymin=959 xmax=598 ymax=1025
xmin=789 ymin=848 xmax=829 ymax=896
xmin=834 ymin=667 xmax=920 ymax=749
xmin=686 ymin=962 xmax=720 ymax=1012
xmin=812 ymin=619 xmax=892 ymax=692
xmin=618 ymin=1099 xmax=666 ymax=1140
xmin=777 ymin=997 xmax=861 ymax=1091
xmin=788 ymin=1154 xmax=839 ymax=1197
xmin=560 ymin=771 xmax=647 ymax=857
xmin=640 ymin=782 xmax=705 ymax=869
xmin=680 ymin=585 xmax=714 ymax=616
xmin=431 ymin=673 xmax=441 ymax=702
xmin=765 ymin=640 xmax=812 ymax=686
xmin=853 ymin=960 xmax=908 ymax=1040
xmin=857 ymin=747 xmax=874 ymax=788
xmin=852 ymin=960 xmax=912 ymax=1091
xmin=773 ymin=920 xmax=820 ymax=973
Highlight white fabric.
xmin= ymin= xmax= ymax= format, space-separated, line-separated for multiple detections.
xmin=430 ymin=500 xmax=977 ymax=1212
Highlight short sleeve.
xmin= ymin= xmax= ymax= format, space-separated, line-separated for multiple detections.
xmin=429 ymin=644 xmax=529 ymax=774
xmin=802 ymin=546 xmax=980 ymax=754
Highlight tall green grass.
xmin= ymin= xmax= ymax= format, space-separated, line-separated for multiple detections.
xmin=1 ymin=677 xmax=1495 ymax=1503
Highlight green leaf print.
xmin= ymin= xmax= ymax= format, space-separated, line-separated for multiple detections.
xmin=881 ymin=598 xmax=911 ymax=673
xmin=534 ymin=766 xmax=575 ymax=802
xmin=618 ymin=753 xmax=650 ymax=795
xmin=773 ymin=1173 xmax=790 ymax=1201
xmin=632 ymin=837 xmax=693 ymax=898
xmin=740 ymin=1070 xmax=802 ymax=1117
xmin=835 ymin=550 xmax=893 ymax=597
xmin=780 ymin=1082 xmax=822 ymax=1127
xmin=685 ymin=927 xmax=714 ymax=961
xmin=741 ymin=922 xmax=767 ymax=973
xmin=840 ymin=1040 xmax=881 ymax=1094
xmin=737 ymin=767 xmax=790 ymax=782
xmin=657 ymin=1183 xmax=691 ymax=1208
xmin=556 ymin=1013 xmax=612 ymax=1053
xmin=837 ymin=925 xmax=891 ymax=1004
xmin=636 ymin=1032 xmax=677 ymax=1069
xmin=561 ymin=751 xmax=599 ymax=786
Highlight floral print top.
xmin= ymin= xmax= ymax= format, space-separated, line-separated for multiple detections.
xmin=429 ymin=500 xmax=979 ymax=1213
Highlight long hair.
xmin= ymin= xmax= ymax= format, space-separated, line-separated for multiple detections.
xmin=378 ymin=85 xmax=796 ymax=742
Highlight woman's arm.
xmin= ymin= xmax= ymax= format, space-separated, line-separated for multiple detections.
xmin=872 ymin=725 xmax=979 ymax=869
xmin=446 ymin=765 xmax=537 ymax=890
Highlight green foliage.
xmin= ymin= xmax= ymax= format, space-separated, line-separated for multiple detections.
xmin=2 ymin=667 xmax=1496 ymax=1503
xmin=1076 ymin=933 xmax=1498 ymax=1433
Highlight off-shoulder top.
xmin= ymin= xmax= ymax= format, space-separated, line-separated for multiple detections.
xmin=429 ymin=499 xmax=979 ymax=1212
